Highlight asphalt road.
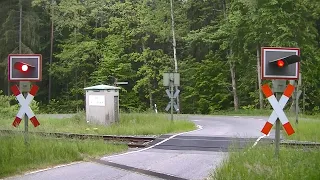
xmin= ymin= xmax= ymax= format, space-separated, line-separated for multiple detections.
xmin=5 ymin=115 xmax=273 ymax=180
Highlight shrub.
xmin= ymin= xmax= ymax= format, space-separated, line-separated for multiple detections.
xmin=40 ymin=99 xmax=84 ymax=114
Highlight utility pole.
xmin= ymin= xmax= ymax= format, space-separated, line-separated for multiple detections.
xmin=170 ymin=0 xmax=180 ymax=113
xmin=170 ymin=0 xmax=177 ymax=73
xmin=170 ymin=79 xmax=174 ymax=121
xmin=272 ymin=80 xmax=286 ymax=158
xmin=19 ymin=0 xmax=29 ymax=146
xmin=164 ymin=73 xmax=180 ymax=121
xmin=261 ymin=47 xmax=300 ymax=159
xmin=275 ymin=92 xmax=281 ymax=158
xmin=10 ymin=0 xmax=23 ymax=96
xmin=19 ymin=0 xmax=22 ymax=54
xmin=49 ymin=0 xmax=55 ymax=103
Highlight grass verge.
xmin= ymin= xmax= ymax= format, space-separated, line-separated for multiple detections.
xmin=210 ymin=114 xmax=320 ymax=180
xmin=0 ymin=133 xmax=128 ymax=178
xmin=284 ymin=117 xmax=320 ymax=142
xmin=0 ymin=112 xmax=196 ymax=135
xmin=210 ymin=145 xmax=320 ymax=180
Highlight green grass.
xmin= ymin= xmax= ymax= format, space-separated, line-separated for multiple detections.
xmin=0 ymin=112 xmax=196 ymax=135
xmin=210 ymin=145 xmax=320 ymax=180
xmin=0 ymin=112 xmax=195 ymax=178
xmin=284 ymin=116 xmax=320 ymax=142
xmin=210 ymin=114 xmax=320 ymax=180
xmin=0 ymin=133 xmax=127 ymax=178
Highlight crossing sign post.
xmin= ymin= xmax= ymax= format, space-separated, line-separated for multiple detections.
xmin=260 ymin=47 xmax=301 ymax=158
xmin=261 ymin=84 xmax=295 ymax=136
xmin=8 ymin=54 xmax=42 ymax=145
xmin=165 ymin=89 xmax=180 ymax=112
xmin=11 ymin=84 xmax=40 ymax=127
xmin=163 ymin=72 xmax=180 ymax=121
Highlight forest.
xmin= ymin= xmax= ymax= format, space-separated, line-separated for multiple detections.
xmin=1 ymin=0 xmax=320 ymax=114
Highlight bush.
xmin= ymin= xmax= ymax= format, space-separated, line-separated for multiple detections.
xmin=40 ymin=99 xmax=84 ymax=114
xmin=0 ymin=91 xmax=17 ymax=118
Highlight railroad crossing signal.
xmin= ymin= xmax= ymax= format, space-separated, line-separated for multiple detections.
xmin=11 ymin=85 xmax=40 ymax=127
xmin=165 ymin=89 xmax=180 ymax=99
xmin=269 ymin=55 xmax=300 ymax=68
xmin=165 ymin=89 xmax=180 ymax=112
xmin=8 ymin=54 xmax=42 ymax=81
xmin=165 ymin=101 xmax=179 ymax=112
xmin=261 ymin=47 xmax=300 ymax=80
xmin=163 ymin=72 xmax=180 ymax=121
xmin=163 ymin=72 xmax=180 ymax=86
xmin=261 ymin=84 xmax=295 ymax=135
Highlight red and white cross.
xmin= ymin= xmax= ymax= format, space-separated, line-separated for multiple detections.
xmin=11 ymin=85 xmax=40 ymax=127
xmin=261 ymin=84 xmax=295 ymax=135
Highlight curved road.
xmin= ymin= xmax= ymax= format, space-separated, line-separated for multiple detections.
xmin=6 ymin=115 xmax=272 ymax=180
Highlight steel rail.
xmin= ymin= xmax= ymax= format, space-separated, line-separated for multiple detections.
xmin=0 ymin=130 xmax=156 ymax=148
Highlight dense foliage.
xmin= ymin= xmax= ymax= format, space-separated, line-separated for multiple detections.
xmin=1 ymin=0 xmax=320 ymax=114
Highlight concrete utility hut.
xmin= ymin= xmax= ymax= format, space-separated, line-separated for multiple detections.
xmin=84 ymin=84 xmax=120 ymax=125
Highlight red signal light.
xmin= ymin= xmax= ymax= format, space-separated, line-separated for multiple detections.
xmin=21 ymin=65 xmax=28 ymax=72
xmin=277 ymin=60 xmax=284 ymax=67
xmin=14 ymin=62 xmax=34 ymax=72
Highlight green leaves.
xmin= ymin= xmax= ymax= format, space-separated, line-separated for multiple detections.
xmin=1 ymin=0 xmax=320 ymax=113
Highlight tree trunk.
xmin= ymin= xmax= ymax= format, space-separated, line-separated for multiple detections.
xmin=7 ymin=79 xmax=10 ymax=96
xmin=229 ymin=60 xmax=239 ymax=111
xmin=141 ymin=40 xmax=153 ymax=110
xmin=149 ymin=87 xmax=153 ymax=110
xmin=74 ymin=28 xmax=79 ymax=112
xmin=222 ymin=0 xmax=238 ymax=111
xmin=256 ymin=46 xmax=263 ymax=109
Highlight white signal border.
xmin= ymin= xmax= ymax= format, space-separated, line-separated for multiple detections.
xmin=8 ymin=55 xmax=41 ymax=81
xmin=262 ymin=48 xmax=299 ymax=79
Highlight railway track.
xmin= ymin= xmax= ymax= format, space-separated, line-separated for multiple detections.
xmin=0 ymin=130 xmax=156 ymax=148
xmin=2 ymin=130 xmax=319 ymax=149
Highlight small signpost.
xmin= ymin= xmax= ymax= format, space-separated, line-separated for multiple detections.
xmin=8 ymin=54 xmax=42 ymax=145
xmin=261 ymin=47 xmax=300 ymax=158
xmin=163 ymin=72 xmax=180 ymax=121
